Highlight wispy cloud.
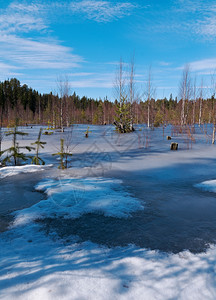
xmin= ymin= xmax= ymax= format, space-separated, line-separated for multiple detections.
xmin=69 ymin=71 xmax=114 ymax=88
xmin=25 ymin=72 xmax=115 ymax=90
xmin=175 ymin=0 xmax=216 ymax=39
xmin=9 ymin=2 xmax=43 ymax=13
xmin=0 ymin=2 xmax=84 ymax=73
xmin=0 ymin=14 xmax=47 ymax=34
xmin=0 ymin=61 xmax=23 ymax=79
xmin=158 ymin=61 xmax=172 ymax=67
xmin=195 ymin=16 xmax=216 ymax=38
xmin=0 ymin=34 xmax=83 ymax=70
xmin=1 ymin=0 xmax=137 ymax=32
xmin=0 ymin=2 xmax=47 ymax=34
xmin=0 ymin=0 xmax=137 ymax=76
xmin=69 ymin=0 xmax=137 ymax=22
xmin=189 ymin=58 xmax=216 ymax=72
xmin=68 ymin=72 xmax=95 ymax=77
xmin=143 ymin=0 xmax=216 ymax=40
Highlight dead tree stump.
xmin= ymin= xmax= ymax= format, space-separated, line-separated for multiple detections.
xmin=170 ymin=142 xmax=178 ymax=150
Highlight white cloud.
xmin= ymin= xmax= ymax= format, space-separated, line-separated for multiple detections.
xmin=68 ymin=72 xmax=95 ymax=77
xmin=69 ymin=79 xmax=113 ymax=88
xmin=0 ymin=2 xmax=47 ymax=34
xmin=0 ymin=61 xmax=24 ymax=79
xmin=158 ymin=61 xmax=172 ymax=67
xmin=175 ymin=0 xmax=216 ymax=39
xmin=0 ymin=61 xmax=19 ymax=71
xmin=0 ymin=2 xmax=84 ymax=72
xmin=195 ymin=16 xmax=216 ymax=38
xmin=0 ymin=34 xmax=83 ymax=70
xmin=70 ymin=0 xmax=137 ymax=22
xmin=0 ymin=13 xmax=47 ymax=34
xmin=189 ymin=58 xmax=216 ymax=71
xmin=0 ymin=0 xmax=140 ymax=94
xmin=8 ymin=2 xmax=43 ymax=13
xmin=0 ymin=0 xmax=137 ymax=32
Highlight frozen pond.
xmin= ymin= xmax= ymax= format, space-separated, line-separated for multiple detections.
xmin=37 ymin=158 xmax=216 ymax=254
xmin=1 ymin=124 xmax=216 ymax=253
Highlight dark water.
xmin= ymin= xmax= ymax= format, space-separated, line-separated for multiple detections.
xmin=37 ymin=157 xmax=216 ymax=254
xmin=0 ymin=171 xmax=47 ymax=231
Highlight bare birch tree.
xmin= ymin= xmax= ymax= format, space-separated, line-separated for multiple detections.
xmin=198 ymin=78 xmax=204 ymax=127
xmin=211 ymin=71 xmax=216 ymax=144
xmin=192 ymin=77 xmax=197 ymax=127
xmin=144 ymin=66 xmax=155 ymax=128
xmin=179 ymin=64 xmax=192 ymax=126
xmin=128 ymin=55 xmax=136 ymax=131
xmin=114 ymin=58 xmax=126 ymax=103
xmin=0 ymin=86 xmax=5 ymax=163
xmin=57 ymin=75 xmax=70 ymax=132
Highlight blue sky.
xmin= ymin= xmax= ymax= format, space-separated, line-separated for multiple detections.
xmin=0 ymin=0 xmax=216 ymax=100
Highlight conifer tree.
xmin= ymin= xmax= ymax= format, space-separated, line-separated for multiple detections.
xmin=114 ymin=96 xmax=131 ymax=133
xmin=0 ymin=121 xmax=34 ymax=166
xmin=31 ymin=128 xmax=46 ymax=165
xmin=52 ymin=138 xmax=72 ymax=169
xmin=114 ymin=59 xmax=134 ymax=133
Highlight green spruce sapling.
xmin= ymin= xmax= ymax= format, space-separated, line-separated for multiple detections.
xmin=52 ymin=138 xmax=72 ymax=169
xmin=114 ymin=96 xmax=132 ymax=133
xmin=0 ymin=121 xmax=34 ymax=166
xmin=31 ymin=128 xmax=46 ymax=165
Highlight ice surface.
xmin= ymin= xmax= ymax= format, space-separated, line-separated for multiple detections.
xmin=0 ymin=164 xmax=53 ymax=178
xmin=13 ymin=177 xmax=144 ymax=227
xmin=1 ymin=124 xmax=216 ymax=299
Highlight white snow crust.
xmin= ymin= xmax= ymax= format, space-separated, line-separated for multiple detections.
xmin=13 ymin=177 xmax=144 ymax=226
xmin=195 ymin=179 xmax=216 ymax=193
xmin=0 ymin=164 xmax=52 ymax=178
xmin=0 ymin=220 xmax=216 ymax=300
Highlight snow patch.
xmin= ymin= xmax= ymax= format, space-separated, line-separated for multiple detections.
xmin=195 ymin=179 xmax=216 ymax=193
xmin=1 ymin=220 xmax=216 ymax=300
xmin=13 ymin=177 xmax=144 ymax=226
xmin=0 ymin=164 xmax=53 ymax=178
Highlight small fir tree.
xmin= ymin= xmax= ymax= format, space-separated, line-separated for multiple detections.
xmin=114 ymin=96 xmax=132 ymax=133
xmin=31 ymin=128 xmax=46 ymax=165
xmin=52 ymin=138 xmax=72 ymax=169
xmin=0 ymin=122 xmax=34 ymax=166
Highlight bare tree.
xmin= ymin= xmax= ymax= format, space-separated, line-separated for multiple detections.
xmin=0 ymin=89 xmax=5 ymax=163
xmin=179 ymin=64 xmax=192 ymax=126
xmin=57 ymin=75 xmax=70 ymax=132
xmin=128 ymin=55 xmax=136 ymax=131
xmin=114 ymin=58 xmax=126 ymax=104
xmin=211 ymin=71 xmax=216 ymax=144
xmin=0 ymin=111 xmax=4 ymax=164
xmin=198 ymin=78 xmax=204 ymax=127
xmin=144 ymin=66 xmax=155 ymax=128
xmin=192 ymin=76 xmax=197 ymax=127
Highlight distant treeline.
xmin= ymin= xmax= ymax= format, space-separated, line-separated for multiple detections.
xmin=0 ymin=78 xmax=216 ymax=128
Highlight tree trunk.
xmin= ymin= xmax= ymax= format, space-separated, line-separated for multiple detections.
xmin=212 ymin=124 xmax=215 ymax=144
xmin=199 ymin=98 xmax=202 ymax=126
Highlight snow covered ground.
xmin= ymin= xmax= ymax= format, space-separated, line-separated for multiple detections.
xmin=1 ymin=221 xmax=216 ymax=300
xmin=1 ymin=124 xmax=216 ymax=299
